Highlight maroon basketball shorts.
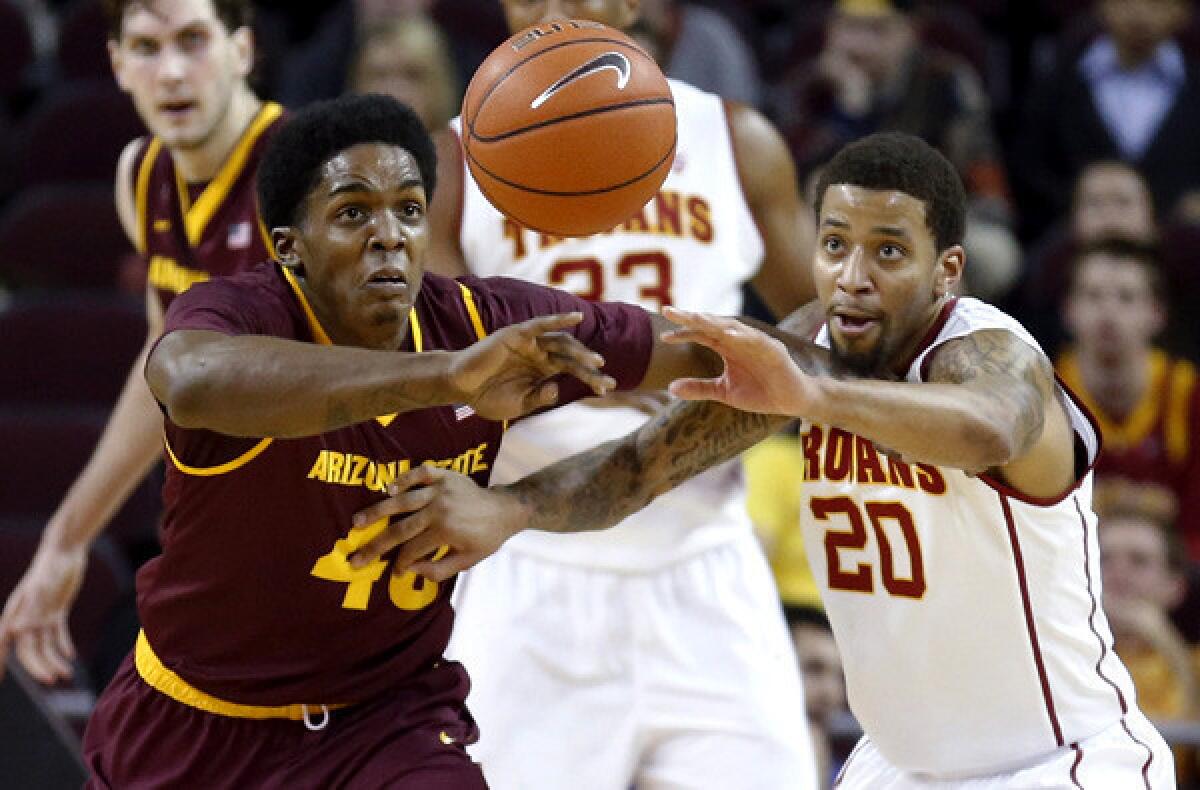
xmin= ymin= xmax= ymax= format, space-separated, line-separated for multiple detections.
xmin=82 ymin=649 xmax=486 ymax=789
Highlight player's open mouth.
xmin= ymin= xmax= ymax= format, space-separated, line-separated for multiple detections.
xmin=160 ymin=100 xmax=197 ymax=119
xmin=365 ymin=269 xmax=409 ymax=294
xmin=832 ymin=311 xmax=879 ymax=338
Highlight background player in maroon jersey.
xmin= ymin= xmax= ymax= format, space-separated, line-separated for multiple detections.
xmin=0 ymin=0 xmax=280 ymax=685
xmin=81 ymin=93 xmax=723 ymax=788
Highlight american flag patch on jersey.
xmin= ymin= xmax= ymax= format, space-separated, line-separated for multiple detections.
xmin=227 ymin=221 xmax=253 ymax=249
xmin=454 ymin=404 xmax=475 ymax=421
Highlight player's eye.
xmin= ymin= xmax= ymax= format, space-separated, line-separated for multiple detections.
xmin=178 ymin=28 xmax=208 ymax=51
xmin=129 ymin=37 xmax=158 ymax=55
xmin=879 ymin=243 xmax=906 ymax=260
xmin=338 ymin=205 xmax=365 ymax=221
xmin=403 ymin=202 xmax=424 ymax=219
xmin=821 ymin=236 xmax=844 ymax=254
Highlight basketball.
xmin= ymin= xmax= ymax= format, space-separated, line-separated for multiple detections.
xmin=460 ymin=20 xmax=677 ymax=237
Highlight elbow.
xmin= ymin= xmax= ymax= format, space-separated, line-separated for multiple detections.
xmin=962 ymin=418 xmax=1022 ymax=471
xmin=146 ymin=339 xmax=216 ymax=429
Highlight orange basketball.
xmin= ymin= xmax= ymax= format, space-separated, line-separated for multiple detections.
xmin=461 ymin=20 xmax=677 ymax=237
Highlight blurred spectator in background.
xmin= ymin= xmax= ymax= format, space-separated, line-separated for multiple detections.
xmin=786 ymin=605 xmax=848 ymax=790
xmin=1015 ymin=0 xmax=1200 ymax=241
xmin=631 ymin=0 xmax=762 ymax=106
xmin=348 ymin=14 xmax=459 ymax=130
xmin=1057 ymin=238 xmax=1200 ymax=562
xmin=1099 ymin=503 xmax=1199 ymax=779
xmin=274 ymin=0 xmax=434 ymax=106
xmin=1022 ymin=161 xmax=1158 ymax=352
xmin=773 ymin=0 xmax=1019 ymax=301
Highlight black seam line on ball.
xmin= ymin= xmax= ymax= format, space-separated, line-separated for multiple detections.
xmin=468 ymin=96 xmax=675 ymax=144
xmin=465 ymin=137 xmax=677 ymax=197
xmin=468 ymin=36 xmax=654 ymax=133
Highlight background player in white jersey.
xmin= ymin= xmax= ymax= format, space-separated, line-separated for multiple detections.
xmin=426 ymin=1 xmax=818 ymax=787
xmin=361 ymin=132 xmax=1176 ymax=788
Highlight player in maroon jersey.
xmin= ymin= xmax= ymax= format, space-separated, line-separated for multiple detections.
xmin=0 ymin=0 xmax=284 ymax=685
xmin=80 ymin=94 xmax=721 ymax=788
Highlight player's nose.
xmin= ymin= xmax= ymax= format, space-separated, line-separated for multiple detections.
xmin=370 ymin=212 xmax=406 ymax=251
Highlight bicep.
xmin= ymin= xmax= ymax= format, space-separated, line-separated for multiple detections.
xmin=925 ymin=330 xmax=1051 ymax=450
xmin=726 ymin=102 xmax=815 ymax=317
xmin=115 ymin=139 xmax=141 ymax=249
xmin=427 ymin=128 xmax=469 ymax=277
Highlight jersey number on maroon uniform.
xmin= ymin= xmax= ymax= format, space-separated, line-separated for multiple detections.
xmin=812 ymin=496 xmax=927 ymax=598
xmin=310 ymin=517 xmax=449 ymax=611
xmin=547 ymin=251 xmax=674 ymax=308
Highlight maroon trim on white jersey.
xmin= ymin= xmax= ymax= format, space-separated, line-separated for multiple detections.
xmin=908 ymin=297 xmax=958 ymax=380
xmin=1119 ymin=717 xmax=1155 ymax=789
xmin=977 ymin=373 xmax=1103 ymax=507
xmin=1069 ymin=743 xmax=1084 ymax=789
xmin=1073 ymin=495 xmax=1130 ymax=717
xmin=999 ymin=492 xmax=1064 ymax=747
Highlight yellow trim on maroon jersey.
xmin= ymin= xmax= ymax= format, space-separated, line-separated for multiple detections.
xmin=183 ymin=102 xmax=285 ymax=247
xmin=147 ymin=255 xmax=209 ymax=295
xmin=135 ymin=630 xmax=347 ymax=720
xmin=134 ymin=137 xmax=162 ymax=255
xmin=1059 ymin=350 xmax=1167 ymax=451
xmin=457 ymin=282 xmax=488 ymax=341
xmin=281 ymin=265 xmax=421 ymax=428
xmin=1165 ymin=360 xmax=1196 ymax=464
xmin=164 ymin=434 xmax=273 ymax=476
xmin=257 ymin=215 xmax=275 ymax=258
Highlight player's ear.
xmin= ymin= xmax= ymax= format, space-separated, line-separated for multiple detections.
xmin=934 ymin=245 xmax=964 ymax=299
xmin=273 ymin=227 xmax=302 ymax=266
xmin=230 ymin=25 xmax=255 ymax=79
xmin=108 ymin=39 xmax=129 ymax=91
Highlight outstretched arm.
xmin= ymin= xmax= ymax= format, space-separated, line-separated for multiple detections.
xmin=661 ymin=307 xmax=1077 ymax=492
xmin=346 ymin=302 xmax=826 ymax=577
xmin=147 ymin=312 xmax=614 ymax=438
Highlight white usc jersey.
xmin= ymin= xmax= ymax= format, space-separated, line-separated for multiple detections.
xmin=803 ymin=298 xmax=1140 ymax=777
xmin=451 ymin=79 xmax=764 ymax=570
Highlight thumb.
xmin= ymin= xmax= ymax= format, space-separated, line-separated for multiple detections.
xmin=667 ymin=377 xmax=725 ymax=402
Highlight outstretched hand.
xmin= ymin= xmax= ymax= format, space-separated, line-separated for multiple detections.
xmin=449 ymin=312 xmax=616 ymax=421
xmin=660 ymin=306 xmax=815 ymax=416
xmin=347 ymin=465 xmax=526 ymax=583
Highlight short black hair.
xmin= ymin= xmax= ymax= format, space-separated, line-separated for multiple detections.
xmin=1070 ymin=236 xmax=1165 ymax=301
xmin=257 ymin=93 xmax=438 ymax=230
xmin=104 ymin=0 xmax=253 ymax=39
xmin=814 ymin=132 xmax=966 ymax=253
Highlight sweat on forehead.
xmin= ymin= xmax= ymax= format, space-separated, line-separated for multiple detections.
xmin=256 ymin=93 xmax=438 ymax=229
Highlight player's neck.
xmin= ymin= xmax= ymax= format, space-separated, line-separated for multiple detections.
xmin=1076 ymin=346 xmax=1151 ymax=418
xmin=171 ymin=86 xmax=262 ymax=184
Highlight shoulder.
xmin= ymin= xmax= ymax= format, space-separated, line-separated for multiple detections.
xmin=925 ymin=328 xmax=1051 ymax=388
xmin=115 ymin=136 xmax=157 ymax=247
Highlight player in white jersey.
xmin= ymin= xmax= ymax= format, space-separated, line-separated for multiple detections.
xmin=425 ymin=1 xmax=818 ymax=787
xmin=362 ymin=132 xmax=1175 ymax=789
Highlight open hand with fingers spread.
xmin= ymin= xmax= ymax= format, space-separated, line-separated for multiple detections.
xmin=448 ymin=312 xmax=617 ymax=421
xmin=660 ymin=306 xmax=819 ymax=417
xmin=347 ymin=465 xmax=528 ymax=583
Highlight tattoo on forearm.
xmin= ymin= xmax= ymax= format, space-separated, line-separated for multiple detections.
xmin=927 ymin=331 xmax=1050 ymax=454
xmin=514 ymin=400 xmax=787 ymax=534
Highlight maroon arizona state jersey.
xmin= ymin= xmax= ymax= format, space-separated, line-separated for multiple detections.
xmin=131 ymin=102 xmax=284 ymax=312
xmin=1059 ymin=349 xmax=1200 ymax=560
xmin=139 ymin=263 xmax=652 ymax=706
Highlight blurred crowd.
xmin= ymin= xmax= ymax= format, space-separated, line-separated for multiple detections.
xmin=2 ymin=0 xmax=1200 ymax=786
